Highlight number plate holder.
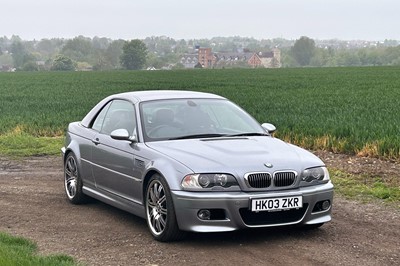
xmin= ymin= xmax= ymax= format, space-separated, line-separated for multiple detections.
xmin=251 ymin=196 xmax=303 ymax=212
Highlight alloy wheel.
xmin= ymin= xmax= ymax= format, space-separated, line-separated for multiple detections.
xmin=64 ymin=155 xmax=78 ymax=199
xmin=146 ymin=180 xmax=168 ymax=235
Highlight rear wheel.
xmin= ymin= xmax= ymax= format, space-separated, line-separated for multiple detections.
xmin=145 ymin=174 xmax=185 ymax=242
xmin=64 ymin=153 xmax=87 ymax=204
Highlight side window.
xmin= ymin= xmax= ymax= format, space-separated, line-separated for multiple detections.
xmin=100 ymin=100 xmax=137 ymax=136
xmin=92 ymin=101 xmax=112 ymax=132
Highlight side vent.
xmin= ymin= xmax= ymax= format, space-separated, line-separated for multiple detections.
xmin=135 ymin=159 xmax=145 ymax=168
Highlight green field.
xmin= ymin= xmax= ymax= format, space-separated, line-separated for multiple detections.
xmin=0 ymin=67 xmax=400 ymax=159
xmin=0 ymin=232 xmax=77 ymax=266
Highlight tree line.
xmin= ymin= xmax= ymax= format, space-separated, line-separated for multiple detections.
xmin=0 ymin=36 xmax=147 ymax=71
xmin=0 ymin=35 xmax=399 ymax=71
xmin=287 ymin=36 xmax=400 ymax=67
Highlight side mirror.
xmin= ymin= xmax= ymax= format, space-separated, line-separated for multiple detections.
xmin=261 ymin=123 xmax=276 ymax=134
xmin=110 ymin=129 xmax=137 ymax=143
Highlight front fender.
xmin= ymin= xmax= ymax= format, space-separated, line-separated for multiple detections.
xmin=141 ymin=144 xmax=194 ymax=191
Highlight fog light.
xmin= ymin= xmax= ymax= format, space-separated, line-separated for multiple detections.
xmin=322 ymin=200 xmax=330 ymax=210
xmin=312 ymin=200 xmax=331 ymax=213
xmin=198 ymin=209 xmax=211 ymax=220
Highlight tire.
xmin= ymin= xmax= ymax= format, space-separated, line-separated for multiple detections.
xmin=145 ymin=174 xmax=185 ymax=242
xmin=64 ymin=153 xmax=87 ymax=204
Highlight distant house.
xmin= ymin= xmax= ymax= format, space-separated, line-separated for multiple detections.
xmin=180 ymin=54 xmax=198 ymax=68
xmin=181 ymin=47 xmax=281 ymax=69
xmin=0 ymin=65 xmax=15 ymax=72
xmin=214 ymin=52 xmax=254 ymax=68
xmin=36 ymin=61 xmax=46 ymax=66
xmin=248 ymin=49 xmax=281 ymax=68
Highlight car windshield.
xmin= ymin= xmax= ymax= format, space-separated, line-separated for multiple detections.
xmin=140 ymin=98 xmax=265 ymax=141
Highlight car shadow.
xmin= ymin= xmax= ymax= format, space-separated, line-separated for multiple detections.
xmin=83 ymin=197 xmax=328 ymax=245
xmin=184 ymin=225 xmax=327 ymax=246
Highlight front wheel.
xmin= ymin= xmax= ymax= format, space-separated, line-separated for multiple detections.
xmin=145 ymin=174 xmax=185 ymax=242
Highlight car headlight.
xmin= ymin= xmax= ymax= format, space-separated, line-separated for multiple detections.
xmin=182 ymin=173 xmax=239 ymax=190
xmin=301 ymin=167 xmax=330 ymax=183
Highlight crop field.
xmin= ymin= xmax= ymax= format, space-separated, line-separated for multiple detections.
xmin=0 ymin=67 xmax=400 ymax=159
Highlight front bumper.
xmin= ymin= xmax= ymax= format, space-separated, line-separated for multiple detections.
xmin=171 ymin=182 xmax=333 ymax=232
xmin=61 ymin=147 xmax=66 ymax=159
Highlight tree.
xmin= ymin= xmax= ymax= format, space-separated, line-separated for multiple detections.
xmin=104 ymin=39 xmax=125 ymax=68
xmin=62 ymin=36 xmax=93 ymax=62
xmin=120 ymin=40 xmax=147 ymax=70
xmin=291 ymin=36 xmax=315 ymax=66
xmin=22 ymin=61 xmax=38 ymax=71
xmin=10 ymin=40 xmax=26 ymax=68
xmin=51 ymin=54 xmax=75 ymax=71
xmin=36 ymin=39 xmax=59 ymax=56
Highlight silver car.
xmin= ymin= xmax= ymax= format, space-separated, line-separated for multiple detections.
xmin=62 ymin=90 xmax=333 ymax=241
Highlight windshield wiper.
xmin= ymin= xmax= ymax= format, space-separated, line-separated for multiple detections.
xmin=225 ymin=132 xmax=269 ymax=137
xmin=169 ymin=132 xmax=268 ymax=140
xmin=169 ymin=133 xmax=227 ymax=140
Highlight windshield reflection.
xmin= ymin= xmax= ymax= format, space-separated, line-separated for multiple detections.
xmin=140 ymin=98 xmax=264 ymax=141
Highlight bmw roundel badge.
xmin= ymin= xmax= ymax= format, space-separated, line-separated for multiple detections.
xmin=264 ymin=163 xmax=273 ymax=168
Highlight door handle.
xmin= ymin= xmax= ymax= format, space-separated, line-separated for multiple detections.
xmin=92 ymin=138 xmax=100 ymax=145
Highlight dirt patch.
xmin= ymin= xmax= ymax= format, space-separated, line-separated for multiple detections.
xmin=315 ymin=150 xmax=400 ymax=188
xmin=0 ymin=154 xmax=399 ymax=266
xmin=315 ymin=150 xmax=400 ymax=178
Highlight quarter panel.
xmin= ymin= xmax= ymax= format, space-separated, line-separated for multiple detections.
xmin=66 ymin=122 xmax=97 ymax=186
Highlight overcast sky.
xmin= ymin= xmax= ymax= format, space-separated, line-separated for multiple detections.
xmin=1 ymin=0 xmax=399 ymax=41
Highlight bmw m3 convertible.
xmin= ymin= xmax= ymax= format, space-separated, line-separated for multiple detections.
xmin=62 ymin=90 xmax=333 ymax=241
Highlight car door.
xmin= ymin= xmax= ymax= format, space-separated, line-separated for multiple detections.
xmin=90 ymin=99 xmax=141 ymax=203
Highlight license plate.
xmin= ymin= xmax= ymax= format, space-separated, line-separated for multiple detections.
xmin=251 ymin=196 xmax=303 ymax=212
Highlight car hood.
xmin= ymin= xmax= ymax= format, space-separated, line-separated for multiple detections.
xmin=146 ymin=136 xmax=324 ymax=176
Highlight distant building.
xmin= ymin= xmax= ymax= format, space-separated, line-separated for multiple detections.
xmin=214 ymin=52 xmax=254 ymax=68
xmin=181 ymin=47 xmax=281 ymax=69
xmin=248 ymin=49 xmax=281 ymax=68
xmin=180 ymin=54 xmax=198 ymax=68
xmin=198 ymin=48 xmax=216 ymax=68
xmin=36 ymin=61 xmax=46 ymax=66
xmin=0 ymin=65 xmax=15 ymax=72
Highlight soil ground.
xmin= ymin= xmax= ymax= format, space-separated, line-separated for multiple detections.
xmin=0 ymin=153 xmax=399 ymax=266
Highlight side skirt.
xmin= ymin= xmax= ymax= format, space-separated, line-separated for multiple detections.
xmin=82 ymin=186 xmax=146 ymax=219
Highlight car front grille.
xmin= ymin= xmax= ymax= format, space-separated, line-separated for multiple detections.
xmin=274 ymin=171 xmax=296 ymax=187
xmin=239 ymin=204 xmax=308 ymax=226
xmin=246 ymin=173 xmax=272 ymax=188
xmin=245 ymin=171 xmax=297 ymax=188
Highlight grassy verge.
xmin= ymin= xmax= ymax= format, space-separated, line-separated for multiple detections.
xmin=0 ymin=232 xmax=79 ymax=266
xmin=0 ymin=132 xmax=63 ymax=158
xmin=331 ymin=169 xmax=400 ymax=208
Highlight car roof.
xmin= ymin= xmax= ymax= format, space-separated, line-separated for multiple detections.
xmin=80 ymin=90 xmax=225 ymax=128
xmin=114 ymin=90 xmax=225 ymax=103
